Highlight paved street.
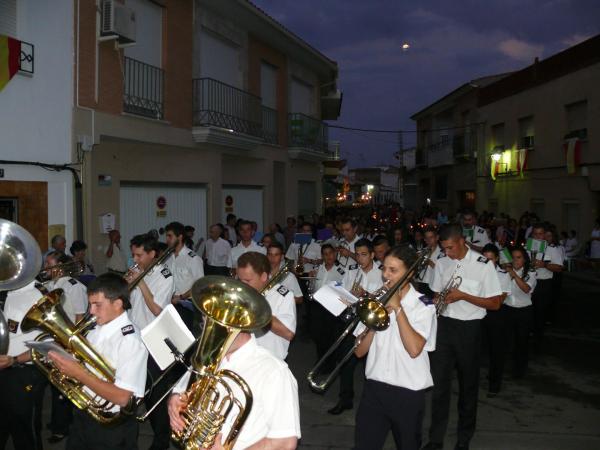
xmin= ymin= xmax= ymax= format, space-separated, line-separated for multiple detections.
xmin=21 ymin=273 xmax=600 ymax=450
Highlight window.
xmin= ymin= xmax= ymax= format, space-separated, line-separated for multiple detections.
xmin=518 ymin=116 xmax=534 ymax=148
xmin=562 ymin=202 xmax=580 ymax=239
xmin=260 ymin=62 xmax=277 ymax=109
xmin=0 ymin=0 xmax=16 ymax=37
xmin=491 ymin=123 xmax=505 ymax=150
xmin=289 ymin=78 xmax=314 ymax=116
xmin=199 ymin=29 xmax=241 ymax=88
xmin=565 ymin=100 xmax=588 ymax=139
xmin=434 ymin=174 xmax=448 ymax=200
xmin=124 ymin=0 xmax=163 ymax=67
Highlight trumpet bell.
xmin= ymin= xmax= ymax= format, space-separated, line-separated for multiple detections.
xmin=0 ymin=218 xmax=41 ymax=291
xmin=356 ymin=298 xmax=390 ymax=331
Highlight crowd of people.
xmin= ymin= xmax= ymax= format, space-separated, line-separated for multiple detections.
xmin=0 ymin=204 xmax=585 ymax=450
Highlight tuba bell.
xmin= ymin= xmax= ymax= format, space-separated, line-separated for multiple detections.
xmin=173 ymin=276 xmax=272 ymax=450
xmin=21 ymin=290 xmax=136 ymax=424
xmin=0 ymin=218 xmax=43 ymax=354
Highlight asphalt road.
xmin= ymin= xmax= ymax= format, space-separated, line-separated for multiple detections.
xmin=15 ymin=273 xmax=600 ymax=450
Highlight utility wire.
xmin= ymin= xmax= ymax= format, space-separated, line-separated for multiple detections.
xmin=327 ymin=122 xmax=485 ymax=134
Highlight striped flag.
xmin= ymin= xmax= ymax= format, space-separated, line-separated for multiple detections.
xmin=563 ymin=137 xmax=581 ymax=175
xmin=0 ymin=34 xmax=20 ymax=91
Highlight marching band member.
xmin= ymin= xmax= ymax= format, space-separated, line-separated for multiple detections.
xmin=415 ymin=226 xmax=441 ymax=297
xmin=481 ymin=244 xmax=511 ymax=397
xmin=168 ymin=331 xmax=301 ymax=450
xmin=285 ymin=223 xmax=322 ymax=275
xmin=43 ymin=251 xmax=89 ymax=443
xmin=238 ymin=252 xmax=296 ymax=361
xmin=127 ymin=233 xmax=174 ymax=450
xmin=0 ymin=280 xmax=46 ymax=450
xmin=461 ymin=210 xmax=490 ymax=253
xmin=309 ymin=244 xmax=346 ymax=367
xmin=337 ymin=218 xmax=361 ymax=268
xmin=227 ymin=221 xmax=266 ymax=277
xmin=503 ymin=247 xmax=537 ymax=379
xmin=164 ymin=221 xmax=205 ymax=331
xmin=267 ymin=242 xmax=303 ymax=304
xmin=49 ymin=274 xmax=147 ymax=450
xmin=372 ymin=235 xmax=390 ymax=265
xmin=204 ymin=224 xmax=232 ymax=276
xmin=329 ymin=238 xmax=383 ymax=415
xmin=528 ymin=223 xmax=563 ymax=351
xmin=423 ymin=224 xmax=502 ymax=450
xmin=354 ymin=245 xmax=436 ymax=450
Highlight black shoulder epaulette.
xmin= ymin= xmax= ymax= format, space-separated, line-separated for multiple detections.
xmin=377 ymin=263 xmax=383 ymax=270
xmin=121 ymin=325 xmax=134 ymax=336
xmin=419 ymin=295 xmax=434 ymax=306
xmin=437 ymin=252 xmax=446 ymax=259
xmin=68 ymin=278 xmax=78 ymax=285
xmin=348 ymin=264 xmax=359 ymax=270
xmin=337 ymin=267 xmax=345 ymax=275
xmin=498 ymin=269 xmax=507 ymax=274
xmin=477 ymin=228 xmax=485 ymax=234
xmin=549 ymin=243 xmax=556 ymax=248
xmin=523 ymin=274 xmax=530 ymax=282
xmin=334 ymin=260 xmax=340 ymax=266
xmin=477 ymin=256 xmax=489 ymax=263
xmin=187 ymin=251 xmax=197 ymax=257
xmin=257 ymin=242 xmax=264 ymax=247
xmin=277 ymin=285 xmax=289 ymax=296
xmin=161 ymin=267 xmax=172 ymax=278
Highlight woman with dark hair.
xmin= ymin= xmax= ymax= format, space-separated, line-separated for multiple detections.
xmin=504 ymin=247 xmax=537 ymax=379
xmin=353 ymin=245 xmax=437 ymax=450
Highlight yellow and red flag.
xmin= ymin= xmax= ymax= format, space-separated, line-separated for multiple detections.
xmin=0 ymin=34 xmax=20 ymax=91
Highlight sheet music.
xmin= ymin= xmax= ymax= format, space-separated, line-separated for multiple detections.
xmin=313 ymin=281 xmax=359 ymax=317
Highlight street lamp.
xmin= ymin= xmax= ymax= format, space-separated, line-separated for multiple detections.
xmin=491 ymin=152 xmax=502 ymax=162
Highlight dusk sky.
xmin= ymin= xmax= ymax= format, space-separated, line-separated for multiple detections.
xmin=253 ymin=0 xmax=600 ymax=168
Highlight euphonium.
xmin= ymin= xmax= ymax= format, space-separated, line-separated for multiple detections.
xmin=21 ymin=290 xmax=136 ymax=424
xmin=173 ymin=276 xmax=271 ymax=450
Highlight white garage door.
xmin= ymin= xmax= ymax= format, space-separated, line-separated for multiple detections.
xmin=120 ymin=183 xmax=207 ymax=248
xmin=222 ymin=186 xmax=263 ymax=232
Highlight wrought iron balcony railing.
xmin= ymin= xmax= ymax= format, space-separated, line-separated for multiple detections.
xmin=193 ymin=78 xmax=262 ymax=138
xmin=262 ymin=106 xmax=278 ymax=144
xmin=123 ymin=56 xmax=164 ymax=120
xmin=288 ymin=112 xmax=329 ymax=153
xmin=415 ymin=147 xmax=428 ymax=167
xmin=452 ymin=134 xmax=477 ymax=159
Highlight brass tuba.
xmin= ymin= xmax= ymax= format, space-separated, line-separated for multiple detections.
xmin=21 ymin=290 xmax=136 ymax=424
xmin=173 ymin=276 xmax=272 ymax=450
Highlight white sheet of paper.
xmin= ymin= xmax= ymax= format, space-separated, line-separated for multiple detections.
xmin=26 ymin=340 xmax=76 ymax=360
xmin=313 ymin=281 xmax=359 ymax=317
xmin=141 ymin=304 xmax=196 ymax=370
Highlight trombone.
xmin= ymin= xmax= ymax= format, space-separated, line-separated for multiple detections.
xmin=126 ymin=245 xmax=176 ymax=291
xmin=307 ymin=248 xmax=431 ymax=392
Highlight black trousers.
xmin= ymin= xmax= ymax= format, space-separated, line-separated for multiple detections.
xmin=50 ymin=385 xmax=73 ymax=435
xmin=204 ymin=264 xmax=229 ymax=277
xmin=355 ymin=380 xmax=425 ymax=450
xmin=0 ymin=365 xmax=45 ymax=450
xmin=484 ymin=307 xmax=507 ymax=393
xmin=145 ymin=358 xmax=172 ymax=450
xmin=308 ymin=301 xmax=338 ymax=368
xmin=505 ymin=305 xmax=533 ymax=377
xmin=429 ymin=316 xmax=481 ymax=446
xmin=66 ymin=410 xmax=138 ymax=450
xmin=337 ymin=326 xmax=359 ymax=404
xmin=532 ymin=278 xmax=552 ymax=349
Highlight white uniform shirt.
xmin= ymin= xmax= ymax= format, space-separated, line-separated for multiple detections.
xmin=49 ymin=277 xmax=88 ymax=323
xmin=85 ymin=312 xmax=148 ymax=412
xmin=341 ymin=263 xmax=384 ymax=296
xmin=165 ymin=248 xmax=204 ymax=296
xmin=227 ymin=241 xmax=266 ymax=269
xmin=285 ymin=239 xmax=322 ymax=273
xmin=225 ymin=225 xmax=237 ymax=245
xmin=173 ymin=335 xmax=301 ymax=449
xmin=431 ymin=249 xmax=502 ymax=320
xmin=529 ymin=244 xmax=563 ymax=280
xmin=281 ymin=273 xmax=302 ymax=299
xmin=129 ymin=264 xmax=175 ymax=329
xmin=254 ymin=284 xmax=296 ymax=360
xmin=504 ymin=268 xmax=537 ymax=308
xmin=4 ymin=281 xmax=44 ymax=357
xmin=205 ymin=237 xmax=231 ymax=267
xmin=105 ymin=243 xmax=128 ymax=273
xmin=337 ymin=235 xmax=361 ymax=268
xmin=314 ymin=262 xmax=346 ymax=291
xmin=417 ymin=246 xmax=442 ymax=286
xmin=365 ymin=285 xmax=436 ymax=391
xmin=496 ymin=267 xmax=512 ymax=296
xmin=464 ymin=225 xmax=491 ymax=248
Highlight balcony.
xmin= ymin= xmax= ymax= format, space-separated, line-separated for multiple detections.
xmin=415 ymin=147 xmax=428 ymax=167
xmin=192 ymin=78 xmax=263 ymax=150
xmin=123 ymin=57 xmax=164 ymax=120
xmin=262 ymin=106 xmax=278 ymax=145
xmin=453 ymin=134 xmax=477 ymax=160
xmin=428 ymin=141 xmax=454 ymax=168
xmin=288 ymin=113 xmax=331 ymax=161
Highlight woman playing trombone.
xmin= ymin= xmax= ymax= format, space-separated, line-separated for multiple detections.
xmin=353 ymin=245 xmax=437 ymax=450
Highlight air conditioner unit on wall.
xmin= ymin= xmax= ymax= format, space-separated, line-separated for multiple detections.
xmin=101 ymin=0 xmax=136 ymax=45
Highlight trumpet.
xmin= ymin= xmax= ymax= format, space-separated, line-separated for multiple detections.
xmin=39 ymin=260 xmax=85 ymax=282
xmin=307 ymin=248 xmax=431 ymax=392
xmin=435 ymin=270 xmax=462 ymax=317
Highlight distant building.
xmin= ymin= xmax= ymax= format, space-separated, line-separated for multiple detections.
xmin=476 ymin=34 xmax=600 ymax=239
xmin=349 ymin=166 xmax=401 ymax=204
